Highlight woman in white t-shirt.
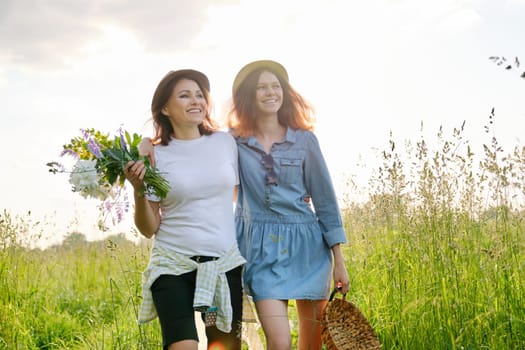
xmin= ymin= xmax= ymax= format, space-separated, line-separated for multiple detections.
xmin=124 ymin=69 xmax=245 ymax=350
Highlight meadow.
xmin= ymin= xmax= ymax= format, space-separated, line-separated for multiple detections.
xmin=1 ymin=119 xmax=524 ymax=349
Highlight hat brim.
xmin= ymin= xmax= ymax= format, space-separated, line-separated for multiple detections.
xmin=232 ymin=60 xmax=288 ymax=95
xmin=172 ymin=69 xmax=210 ymax=92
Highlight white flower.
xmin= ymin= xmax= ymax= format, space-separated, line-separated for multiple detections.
xmin=69 ymin=160 xmax=109 ymax=200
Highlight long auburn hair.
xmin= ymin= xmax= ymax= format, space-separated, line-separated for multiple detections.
xmin=227 ymin=67 xmax=315 ymax=138
xmin=151 ymin=69 xmax=218 ymax=145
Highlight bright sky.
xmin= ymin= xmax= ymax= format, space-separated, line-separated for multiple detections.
xmin=1 ymin=0 xmax=524 ymax=248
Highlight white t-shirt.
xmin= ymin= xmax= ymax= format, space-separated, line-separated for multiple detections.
xmin=147 ymin=131 xmax=239 ymax=256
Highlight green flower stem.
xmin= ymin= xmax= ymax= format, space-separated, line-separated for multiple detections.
xmin=98 ymin=146 xmax=171 ymax=199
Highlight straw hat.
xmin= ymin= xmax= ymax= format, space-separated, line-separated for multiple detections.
xmin=232 ymin=59 xmax=288 ymax=95
xmin=321 ymin=288 xmax=381 ymax=350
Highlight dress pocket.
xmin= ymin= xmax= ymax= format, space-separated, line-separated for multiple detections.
xmin=279 ymin=158 xmax=302 ymax=184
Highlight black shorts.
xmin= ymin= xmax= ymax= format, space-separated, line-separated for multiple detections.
xmin=150 ymin=264 xmax=243 ymax=350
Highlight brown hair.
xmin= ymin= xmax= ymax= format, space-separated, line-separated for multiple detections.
xmin=227 ymin=65 xmax=315 ymax=138
xmin=151 ymin=69 xmax=218 ymax=145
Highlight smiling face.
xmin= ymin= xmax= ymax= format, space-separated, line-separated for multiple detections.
xmin=255 ymin=70 xmax=283 ymax=117
xmin=162 ymin=78 xmax=207 ymax=129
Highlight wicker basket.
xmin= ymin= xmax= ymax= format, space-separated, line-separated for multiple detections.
xmin=321 ymin=288 xmax=381 ymax=350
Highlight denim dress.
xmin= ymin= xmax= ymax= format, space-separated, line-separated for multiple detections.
xmin=235 ymin=128 xmax=347 ymax=301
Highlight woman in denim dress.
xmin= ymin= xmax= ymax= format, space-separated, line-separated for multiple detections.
xmin=228 ymin=60 xmax=350 ymax=350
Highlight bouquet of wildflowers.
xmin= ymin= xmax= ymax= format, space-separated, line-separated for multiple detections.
xmin=47 ymin=127 xmax=170 ymax=228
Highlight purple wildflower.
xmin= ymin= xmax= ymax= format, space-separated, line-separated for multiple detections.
xmin=88 ymin=138 xmax=103 ymax=158
xmin=60 ymin=149 xmax=79 ymax=158
xmin=118 ymin=127 xmax=127 ymax=150
xmin=115 ymin=204 xmax=124 ymax=224
xmin=123 ymin=192 xmax=130 ymax=212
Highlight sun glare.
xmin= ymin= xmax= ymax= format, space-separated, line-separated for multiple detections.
xmin=63 ymin=23 xmax=143 ymax=71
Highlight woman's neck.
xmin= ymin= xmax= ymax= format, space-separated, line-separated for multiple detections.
xmin=172 ymin=125 xmax=201 ymax=140
xmin=254 ymin=113 xmax=280 ymax=135
xmin=254 ymin=117 xmax=286 ymax=153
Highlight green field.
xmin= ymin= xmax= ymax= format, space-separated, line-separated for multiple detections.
xmin=1 ymin=123 xmax=524 ymax=349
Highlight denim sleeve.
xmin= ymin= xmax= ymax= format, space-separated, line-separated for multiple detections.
xmin=303 ymin=132 xmax=347 ymax=247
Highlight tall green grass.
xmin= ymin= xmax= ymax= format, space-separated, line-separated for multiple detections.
xmin=0 ymin=218 xmax=160 ymax=349
xmin=1 ymin=118 xmax=524 ymax=349
xmin=342 ymin=120 xmax=524 ymax=349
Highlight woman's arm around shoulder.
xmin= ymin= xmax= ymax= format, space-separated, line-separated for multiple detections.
xmin=138 ymin=137 xmax=156 ymax=166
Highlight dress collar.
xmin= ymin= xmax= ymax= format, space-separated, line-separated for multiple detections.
xmin=237 ymin=127 xmax=297 ymax=146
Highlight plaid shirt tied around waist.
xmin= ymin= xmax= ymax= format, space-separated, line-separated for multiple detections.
xmin=137 ymin=245 xmax=246 ymax=333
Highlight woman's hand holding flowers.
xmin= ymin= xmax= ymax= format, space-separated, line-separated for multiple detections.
xmin=125 ymin=160 xmax=146 ymax=192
